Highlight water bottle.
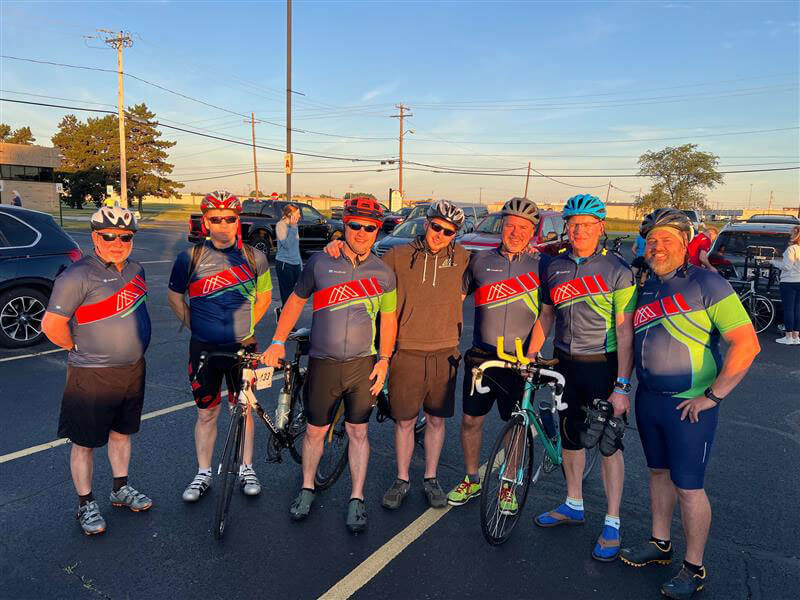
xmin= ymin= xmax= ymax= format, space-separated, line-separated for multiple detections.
xmin=538 ymin=400 xmax=557 ymax=439
xmin=275 ymin=388 xmax=291 ymax=430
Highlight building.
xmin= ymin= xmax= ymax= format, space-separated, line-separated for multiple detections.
xmin=0 ymin=143 xmax=61 ymax=212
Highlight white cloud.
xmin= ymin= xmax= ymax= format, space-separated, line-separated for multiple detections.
xmin=360 ymin=81 xmax=400 ymax=102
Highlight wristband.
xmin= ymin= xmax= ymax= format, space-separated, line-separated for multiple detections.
xmin=615 ymin=376 xmax=630 ymax=384
xmin=614 ymin=381 xmax=632 ymax=394
xmin=271 ymin=340 xmax=285 ymax=346
xmin=378 ymin=354 xmax=391 ymax=362
xmin=704 ymin=387 xmax=723 ymax=405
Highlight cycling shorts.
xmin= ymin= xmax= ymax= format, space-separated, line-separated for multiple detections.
xmin=187 ymin=338 xmax=256 ymax=410
xmin=388 ymin=348 xmax=461 ymax=421
xmin=58 ymin=358 xmax=146 ymax=448
xmin=462 ymin=347 xmax=526 ymax=422
xmin=553 ymin=349 xmax=618 ymax=451
xmin=304 ymin=356 xmax=376 ymax=426
xmin=635 ymin=387 xmax=719 ymax=490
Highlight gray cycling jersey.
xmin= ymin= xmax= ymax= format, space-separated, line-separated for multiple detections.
xmin=47 ymin=255 xmax=151 ymax=367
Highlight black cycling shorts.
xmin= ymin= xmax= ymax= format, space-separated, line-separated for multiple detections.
xmin=304 ymin=356 xmax=376 ymax=426
xmin=554 ymin=349 xmax=618 ymax=451
xmin=462 ymin=347 xmax=526 ymax=422
xmin=58 ymin=358 xmax=146 ymax=448
xmin=388 ymin=348 xmax=461 ymax=421
xmin=187 ymin=338 xmax=256 ymax=410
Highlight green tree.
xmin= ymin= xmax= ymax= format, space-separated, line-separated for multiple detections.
xmin=636 ymin=144 xmax=723 ymax=214
xmin=343 ymin=191 xmax=376 ymax=200
xmin=0 ymin=123 xmax=36 ymax=144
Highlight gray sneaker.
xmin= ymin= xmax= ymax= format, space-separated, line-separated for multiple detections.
xmin=77 ymin=501 xmax=106 ymax=535
xmin=422 ymin=478 xmax=447 ymax=508
xmin=346 ymin=498 xmax=368 ymax=534
xmin=239 ymin=466 xmax=262 ymax=496
xmin=381 ymin=479 xmax=410 ymax=510
xmin=289 ymin=489 xmax=316 ymax=521
xmin=182 ymin=473 xmax=212 ymax=502
xmin=110 ymin=484 xmax=153 ymax=512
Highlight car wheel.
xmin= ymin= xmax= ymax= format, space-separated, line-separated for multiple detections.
xmin=248 ymin=232 xmax=272 ymax=256
xmin=0 ymin=287 xmax=49 ymax=348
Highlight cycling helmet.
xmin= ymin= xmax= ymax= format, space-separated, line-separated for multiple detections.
xmin=90 ymin=202 xmax=137 ymax=232
xmin=200 ymin=190 xmax=242 ymax=213
xmin=563 ymin=194 xmax=606 ymax=220
xmin=640 ymin=208 xmax=694 ymax=241
xmin=426 ymin=200 xmax=465 ymax=229
xmin=501 ymin=197 xmax=540 ymax=226
xmin=343 ymin=196 xmax=384 ymax=225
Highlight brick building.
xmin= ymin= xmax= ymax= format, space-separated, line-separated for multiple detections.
xmin=0 ymin=142 xmax=61 ymax=212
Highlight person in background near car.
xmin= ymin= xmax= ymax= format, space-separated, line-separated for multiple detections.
xmin=11 ymin=190 xmax=22 ymax=207
xmin=275 ymin=204 xmax=302 ymax=320
xmin=771 ymin=225 xmax=800 ymax=344
xmin=41 ymin=203 xmax=153 ymax=536
xmin=687 ymin=225 xmax=718 ymax=271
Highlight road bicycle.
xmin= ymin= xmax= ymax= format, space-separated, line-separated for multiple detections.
xmin=472 ymin=336 xmax=599 ymax=546
xmin=194 ymin=328 xmax=310 ymax=540
xmin=732 ymin=274 xmax=775 ymax=333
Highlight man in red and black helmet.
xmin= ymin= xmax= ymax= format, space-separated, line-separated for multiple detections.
xmin=168 ymin=190 xmax=272 ymax=504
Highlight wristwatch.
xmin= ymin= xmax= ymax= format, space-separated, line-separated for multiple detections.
xmin=613 ymin=381 xmax=632 ymax=394
xmin=378 ymin=354 xmax=391 ymax=363
xmin=704 ymin=387 xmax=724 ymax=405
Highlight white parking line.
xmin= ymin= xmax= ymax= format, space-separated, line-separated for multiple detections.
xmin=0 ymin=348 xmax=66 ymax=363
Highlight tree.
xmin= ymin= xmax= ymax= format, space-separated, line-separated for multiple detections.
xmin=0 ymin=123 xmax=36 ymax=144
xmin=51 ymin=104 xmax=182 ymax=210
xmin=636 ymin=144 xmax=723 ymax=214
xmin=343 ymin=191 xmax=376 ymax=200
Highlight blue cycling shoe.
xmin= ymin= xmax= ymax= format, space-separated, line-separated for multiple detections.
xmin=592 ymin=524 xmax=621 ymax=562
xmin=534 ymin=503 xmax=585 ymax=527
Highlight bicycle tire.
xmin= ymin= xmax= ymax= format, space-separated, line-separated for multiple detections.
xmin=747 ymin=294 xmax=775 ymax=333
xmin=314 ymin=402 xmax=349 ymax=490
xmin=480 ymin=415 xmax=535 ymax=546
xmin=287 ymin=369 xmax=306 ymax=465
xmin=414 ymin=414 xmax=427 ymax=447
xmin=214 ymin=404 xmax=244 ymax=540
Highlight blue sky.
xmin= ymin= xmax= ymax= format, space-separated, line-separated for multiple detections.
xmin=1 ymin=0 xmax=798 ymax=208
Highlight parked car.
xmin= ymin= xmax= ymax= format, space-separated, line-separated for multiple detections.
xmin=405 ymin=202 xmax=488 ymax=233
xmin=0 ymin=206 xmax=83 ymax=348
xmin=746 ymin=214 xmax=800 ymax=225
xmin=456 ymin=210 xmax=568 ymax=255
xmin=188 ymin=199 xmax=343 ymax=256
xmin=682 ymin=210 xmax=703 ymax=233
xmin=382 ymin=207 xmax=411 ymax=233
xmin=372 ymin=217 xmax=426 ymax=257
xmin=708 ymin=220 xmax=794 ymax=302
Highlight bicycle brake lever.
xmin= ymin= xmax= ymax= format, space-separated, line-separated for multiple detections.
xmin=472 ymin=368 xmax=491 ymax=395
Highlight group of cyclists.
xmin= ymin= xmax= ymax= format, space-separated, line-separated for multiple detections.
xmin=42 ymin=188 xmax=760 ymax=600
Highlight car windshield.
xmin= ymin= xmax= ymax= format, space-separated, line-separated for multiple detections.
xmin=476 ymin=214 xmax=502 ymax=234
xmin=714 ymin=231 xmax=790 ymax=256
xmin=241 ymin=200 xmax=264 ymax=214
xmin=406 ymin=204 xmax=430 ymax=221
xmin=391 ymin=218 xmax=425 ymax=238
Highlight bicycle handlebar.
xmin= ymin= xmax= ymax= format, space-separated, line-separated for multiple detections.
xmin=496 ymin=336 xmax=531 ymax=365
xmin=470 ymin=359 xmax=568 ymax=411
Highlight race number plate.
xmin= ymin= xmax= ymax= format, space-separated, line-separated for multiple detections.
xmin=254 ymin=366 xmax=275 ymax=390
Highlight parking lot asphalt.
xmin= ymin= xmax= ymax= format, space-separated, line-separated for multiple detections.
xmin=1 ymin=227 xmax=798 ymax=599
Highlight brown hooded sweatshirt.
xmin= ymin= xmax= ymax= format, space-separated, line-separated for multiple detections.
xmin=381 ymin=237 xmax=469 ymax=351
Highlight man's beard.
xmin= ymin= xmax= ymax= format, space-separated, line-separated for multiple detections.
xmin=647 ymin=252 xmax=684 ymax=276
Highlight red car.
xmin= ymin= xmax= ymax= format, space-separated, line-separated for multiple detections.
xmin=456 ymin=210 xmax=568 ymax=255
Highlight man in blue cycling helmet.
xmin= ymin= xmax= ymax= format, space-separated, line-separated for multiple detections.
xmin=530 ymin=193 xmax=637 ymax=563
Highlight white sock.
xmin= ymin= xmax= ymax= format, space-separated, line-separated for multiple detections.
xmin=566 ymin=496 xmax=584 ymax=511
xmin=605 ymin=514 xmax=621 ymax=529
xmin=239 ymin=463 xmax=253 ymax=475
xmin=198 ymin=468 xmax=212 ymax=477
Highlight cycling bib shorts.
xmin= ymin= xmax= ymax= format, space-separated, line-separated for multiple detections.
xmin=304 ymin=356 xmax=376 ymax=426
xmin=462 ymin=347 xmax=526 ymax=422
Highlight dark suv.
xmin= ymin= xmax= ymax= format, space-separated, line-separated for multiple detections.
xmin=0 ymin=206 xmax=82 ymax=348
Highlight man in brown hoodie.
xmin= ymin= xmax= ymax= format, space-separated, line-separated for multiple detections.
xmin=325 ymin=200 xmax=469 ymax=508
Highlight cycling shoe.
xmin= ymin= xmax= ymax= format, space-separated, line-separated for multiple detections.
xmin=580 ymin=398 xmax=612 ymax=449
xmin=599 ymin=413 xmax=626 ymax=457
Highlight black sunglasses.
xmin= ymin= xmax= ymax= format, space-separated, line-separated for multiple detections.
xmin=429 ymin=222 xmax=457 ymax=236
xmin=347 ymin=222 xmax=378 ymax=233
xmin=99 ymin=232 xmax=134 ymax=243
xmin=207 ymin=216 xmax=238 ymax=224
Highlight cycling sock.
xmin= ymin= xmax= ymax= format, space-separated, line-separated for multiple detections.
xmin=198 ymin=468 xmax=212 ymax=477
xmin=302 ymin=487 xmax=314 ymax=492
xmin=239 ymin=463 xmax=253 ymax=475
xmin=604 ymin=514 xmax=621 ymax=530
xmin=683 ymin=560 xmax=704 ymax=576
xmin=79 ymin=492 xmax=94 ymax=507
xmin=650 ymin=536 xmax=672 ymax=551
xmin=566 ymin=496 xmax=584 ymax=511
xmin=467 ymin=473 xmax=480 ymax=484
xmin=112 ymin=476 xmax=128 ymax=492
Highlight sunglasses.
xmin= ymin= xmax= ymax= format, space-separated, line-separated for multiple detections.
xmin=207 ymin=216 xmax=238 ymax=225
xmin=429 ymin=222 xmax=457 ymax=236
xmin=98 ymin=232 xmax=134 ymax=243
xmin=346 ymin=222 xmax=378 ymax=233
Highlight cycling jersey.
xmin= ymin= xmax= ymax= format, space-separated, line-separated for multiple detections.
xmin=168 ymin=242 xmax=271 ymax=345
xmin=687 ymin=233 xmax=711 ymax=267
xmin=634 ymin=265 xmax=750 ymax=398
xmin=541 ymin=247 xmax=636 ymax=355
xmin=293 ymin=252 xmax=397 ymax=361
xmin=47 ymin=255 xmax=151 ymax=367
xmin=463 ymin=248 xmax=542 ymax=354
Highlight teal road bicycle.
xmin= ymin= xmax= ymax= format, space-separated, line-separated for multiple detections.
xmin=473 ymin=336 xmax=598 ymax=545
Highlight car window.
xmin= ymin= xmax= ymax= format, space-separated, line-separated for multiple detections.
xmin=540 ymin=217 xmax=558 ymax=240
xmin=0 ymin=213 xmax=39 ymax=247
xmin=476 ymin=214 xmax=502 ymax=234
xmin=715 ymin=231 xmax=790 ymax=256
xmin=392 ymin=219 xmax=426 ymax=238
xmin=406 ymin=204 xmax=430 ymax=221
xmin=300 ymin=205 xmax=322 ymax=221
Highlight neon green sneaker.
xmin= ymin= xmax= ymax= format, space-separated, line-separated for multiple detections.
xmin=499 ymin=483 xmax=518 ymax=515
xmin=447 ymin=476 xmax=481 ymax=506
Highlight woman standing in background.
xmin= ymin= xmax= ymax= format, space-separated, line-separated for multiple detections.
xmin=275 ymin=204 xmax=302 ymax=320
xmin=772 ymin=225 xmax=800 ymax=345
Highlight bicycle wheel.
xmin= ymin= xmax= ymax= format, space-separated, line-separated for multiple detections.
xmin=214 ymin=404 xmax=244 ymax=540
xmin=314 ymin=401 xmax=349 ymax=490
xmin=480 ymin=414 xmax=535 ymax=546
xmin=747 ymin=294 xmax=775 ymax=333
xmin=414 ymin=413 xmax=427 ymax=447
xmin=287 ymin=370 xmax=307 ymax=465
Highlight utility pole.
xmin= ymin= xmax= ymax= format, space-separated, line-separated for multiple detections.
xmin=768 ymin=190 xmax=773 ymax=213
xmin=479 ymin=187 xmax=483 ymax=204
xmin=747 ymin=184 xmax=753 ymax=211
xmin=523 ymin=161 xmax=532 ymax=197
xmin=98 ymin=30 xmax=133 ymax=208
xmin=391 ymin=104 xmax=412 ymax=199
xmin=286 ymin=0 xmax=292 ymax=203
xmin=249 ymin=113 xmax=259 ymax=199
xmin=605 ymin=180 xmax=612 ymax=204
